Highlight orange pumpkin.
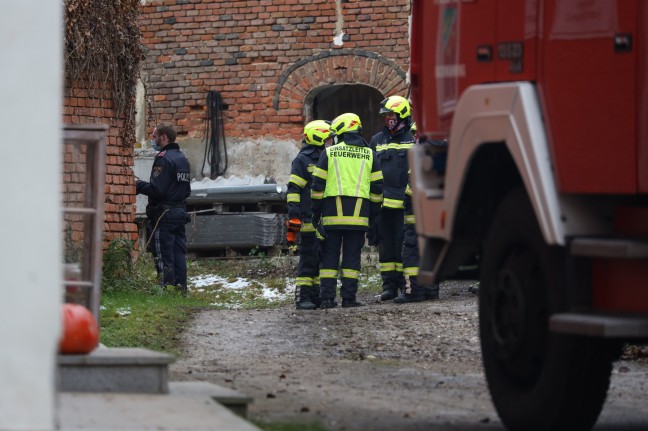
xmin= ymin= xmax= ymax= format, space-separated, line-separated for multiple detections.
xmin=59 ymin=303 xmax=99 ymax=354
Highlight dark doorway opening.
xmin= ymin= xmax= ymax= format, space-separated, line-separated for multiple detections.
xmin=311 ymin=84 xmax=384 ymax=143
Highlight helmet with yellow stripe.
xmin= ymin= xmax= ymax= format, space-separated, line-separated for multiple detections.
xmin=303 ymin=120 xmax=332 ymax=146
xmin=330 ymin=113 xmax=362 ymax=136
xmin=379 ymin=95 xmax=411 ymax=119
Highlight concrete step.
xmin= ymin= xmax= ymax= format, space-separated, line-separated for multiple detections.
xmin=170 ymin=381 xmax=254 ymax=419
xmin=58 ymin=347 xmax=175 ymax=394
xmin=57 ymin=383 xmax=261 ymax=431
xmin=57 ymin=348 xmax=259 ymax=429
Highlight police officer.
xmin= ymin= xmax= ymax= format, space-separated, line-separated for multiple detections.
xmin=369 ymin=95 xmax=415 ymax=301
xmin=311 ymin=113 xmax=383 ymax=309
xmin=286 ymin=120 xmax=333 ymax=310
xmin=136 ymin=123 xmax=191 ymax=294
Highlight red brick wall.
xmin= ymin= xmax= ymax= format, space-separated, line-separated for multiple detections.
xmin=139 ymin=0 xmax=411 ymax=141
xmin=63 ymin=79 xmax=138 ymax=246
xmin=63 ymin=1 xmax=412 ymax=243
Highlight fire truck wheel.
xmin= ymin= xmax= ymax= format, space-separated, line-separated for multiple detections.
xmin=479 ymin=188 xmax=618 ymax=431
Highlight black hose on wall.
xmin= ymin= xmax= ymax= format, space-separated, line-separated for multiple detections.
xmin=202 ymin=90 xmax=228 ymax=178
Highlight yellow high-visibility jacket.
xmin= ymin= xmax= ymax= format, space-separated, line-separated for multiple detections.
xmin=311 ymin=132 xmax=383 ymax=230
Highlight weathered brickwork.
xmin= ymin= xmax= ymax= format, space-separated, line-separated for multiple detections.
xmin=139 ymin=0 xmax=411 ymax=141
xmin=63 ymin=80 xmax=138 ymax=246
xmin=65 ymin=1 xmax=412 ymax=242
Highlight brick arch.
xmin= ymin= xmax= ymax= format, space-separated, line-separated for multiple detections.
xmin=272 ymin=49 xmax=408 ymax=111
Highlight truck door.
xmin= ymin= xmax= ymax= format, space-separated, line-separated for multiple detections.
xmin=410 ymin=0 xmax=496 ymax=136
xmin=541 ymin=0 xmax=638 ymax=194
xmin=495 ymin=0 xmax=538 ymax=82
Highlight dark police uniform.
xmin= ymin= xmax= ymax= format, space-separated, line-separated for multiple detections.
xmin=370 ymin=126 xmax=415 ymax=299
xmin=287 ymin=144 xmax=324 ymax=308
xmin=136 ymin=143 xmax=191 ymax=292
xmin=311 ymin=132 xmax=383 ymax=307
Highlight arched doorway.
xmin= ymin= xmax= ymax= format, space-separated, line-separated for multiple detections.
xmin=310 ymin=84 xmax=384 ymax=143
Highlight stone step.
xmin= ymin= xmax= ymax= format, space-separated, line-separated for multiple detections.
xmin=58 ymin=347 xmax=174 ymax=394
xmin=58 ymin=384 xmax=262 ymax=431
xmin=169 ymin=381 xmax=254 ymax=419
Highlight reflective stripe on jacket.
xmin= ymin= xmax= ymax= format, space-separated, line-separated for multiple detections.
xmin=286 ymin=144 xmax=323 ymax=223
xmin=311 ymin=132 xmax=383 ymax=230
xmin=370 ymin=127 xmax=415 ymax=209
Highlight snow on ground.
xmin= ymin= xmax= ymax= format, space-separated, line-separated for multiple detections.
xmin=191 ymin=275 xmax=251 ymax=290
xmin=189 ymin=274 xmax=295 ymax=307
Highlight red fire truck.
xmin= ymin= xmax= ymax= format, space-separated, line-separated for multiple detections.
xmin=409 ymin=1 xmax=647 ymax=430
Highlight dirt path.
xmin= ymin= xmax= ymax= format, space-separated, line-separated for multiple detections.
xmin=171 ymin=281 xmax=648 ymax=431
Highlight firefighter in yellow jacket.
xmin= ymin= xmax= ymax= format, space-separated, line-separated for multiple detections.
xmin=369 ymin=95 xmax=415 ymax=301
xmin=286 ymin=120 xmax=333 ymax=310
xmin=311 ymin=113 xmax=383 ymax=309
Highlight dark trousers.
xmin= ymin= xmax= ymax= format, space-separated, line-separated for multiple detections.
xmin=402 ymin=223 xmax=439 ymax=298
xmin=296 ymin=233 xmax=320 ymax=302
xmin=319 ymin=229 xmax=365 ymax=301
xmin=378 ymin=208 xmax=405 ymax=291
xmin=150 ymin=208 xmax=188 ymax=291
xmin=402 ymin=223 xmax=423 ymax=294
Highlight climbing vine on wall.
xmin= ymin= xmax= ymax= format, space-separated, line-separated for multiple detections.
xmin=64 ymin=0 xmax=143 ymax=144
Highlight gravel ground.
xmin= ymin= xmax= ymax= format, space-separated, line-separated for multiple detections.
xmin=171 ymin=279 xmax=648 ymax=431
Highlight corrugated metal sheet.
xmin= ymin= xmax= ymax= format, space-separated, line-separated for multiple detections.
xmin=186 ymin=213 xmax=287 ymax=250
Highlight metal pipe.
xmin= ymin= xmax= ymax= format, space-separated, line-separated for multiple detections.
xmin=188 ymin=184 xmax=287 ymax=204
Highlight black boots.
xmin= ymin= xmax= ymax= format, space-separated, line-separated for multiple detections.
xmin=310 ymin=285 xmax=322 ymax=308
xmin=424 ymin=284 xmax=440 ymax=301
xmin=320 ymin=298 xmax=338 ymax=309
xmin=296 ymin=299 xmax=317 ymax=310
xmin=342 ymin=299 xmax=363 ymax=308
xmin=394 ymin=278 xmax=432 ymax=304
xmin=393 ymin=291 xmax=425 ymax=303
xmin=380 ymin=288 xmax=398 ymax=301
xmin=394 ymin=281 xmax=425 ymax=303
xmin=296 ymin=285 xmax=319 ymax=310
xmin=319 ymin=298 xmax=362 ymax=308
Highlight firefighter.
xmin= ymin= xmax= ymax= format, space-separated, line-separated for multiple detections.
xmin=394 ymin=180 xmax=441 ymax=302
xmin=311 ymin=113 xmax=383 ymax=309
xmin=286 ymin=120 xmax=333 ymax=310
xmin=395 ymin=123 xmax=442 ymax=302
xmin=369 ymin=95 xmax=415 ymax=301
xmin=136 ymin=123 xmax=191 ymax=294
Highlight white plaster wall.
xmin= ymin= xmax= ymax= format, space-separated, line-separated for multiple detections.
xmin=0 ymin=2 xmax=62 ymax=430
xmin=136 ymin=137 xmax=300 ymax=186
xmin=134 ymin=138 xmax=302 ymax=216
xmin=178 ymin=137 xmax=301 ymax=185
xmin=223 ymin=138 xmax=300 ymax=185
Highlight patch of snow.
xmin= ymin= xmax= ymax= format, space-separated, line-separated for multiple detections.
xmin=261 ymin=278 xmax=295 ymax=301
xmin=210 ymin=302 xmax=243 ymax=309
xmin=116 ymin=307 xmax=131 ymax=317
xmin=367 ymin=274 xmax=381 ymax=283
xmin=190 ymin=274 xmax=295 ymax=302
xmin=189 ymin=275 xmax=249 ymax=289
xmin=262 ymin=288 xmax=279 ymax=300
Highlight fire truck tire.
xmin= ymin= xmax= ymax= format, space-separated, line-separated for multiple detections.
xmin=479 ymin=188 xmax=618 ymax=431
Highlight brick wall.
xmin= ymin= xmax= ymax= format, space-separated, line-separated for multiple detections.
xmin=63 ymin=79 xmax=138 ymax=246
xmin=62 ymin=1 xmax=412 ymax=244
xmin=139 ymin=0 xmax=411 ymax=182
